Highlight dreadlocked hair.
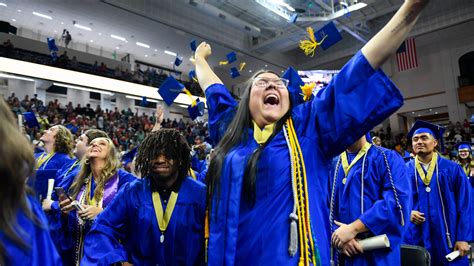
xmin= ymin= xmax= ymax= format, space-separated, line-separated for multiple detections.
xmin=135 ymin=129 xmax=191 ymax=181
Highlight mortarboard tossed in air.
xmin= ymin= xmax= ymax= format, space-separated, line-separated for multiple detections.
xmin=189 ymin=70 xmax=198 ymax=83
xmin=190 ymin=39 xmax=197 ymax=52
xmin=187 ymin=98 xmax=205 ymax=120
xmin=230 ymin=67 xmax=240 ymax=79
xmin=23 ymin=112 xmax=40 ymax=128
xmin=122 ymin=147 xmax=138 ymax=167
xmin=174 ymin=56 xmax=183 ymax=67
xmin=158 ymin=76 xmax=185 ymax=106
xmin=407 ymin=120 xmax=446 ymax=151
xmin=219 ymin=51 xmax=237 ymax=65
xmin=299 ymin=21 xmax=342 ymax=56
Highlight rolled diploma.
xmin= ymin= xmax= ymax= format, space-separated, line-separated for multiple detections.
xmin=446 ymin=250 xmax=460 ymax=261
xmin=358 ymin=234 xmax=390 ymax=251
xmin=46 ymin=179 xmax=55 ymax=200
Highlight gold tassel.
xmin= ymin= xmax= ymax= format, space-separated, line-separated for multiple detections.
xmin=219 ymin=61 xmax=229 ymax=65
xmin=300 ymin=83 xmax=316 ymax=101
xmin=299 ymin=27 xmax=328 ymax=57
xmin=183 ymin=88 xmax=197 ymax=107
xmin=239 ymin=62 xmax=246 ymax=71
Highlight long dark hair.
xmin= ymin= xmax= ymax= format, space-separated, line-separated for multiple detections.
xmin=0 ymin=98 xmax=38 ymax=264
xmin=206 ymin=70 xmax=291 ymax=214
xmin=135 ymin=129 xmax=191 ymax=183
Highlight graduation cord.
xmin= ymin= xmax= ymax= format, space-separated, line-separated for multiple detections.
xmin=282 ymin=121 xmax=299 ymax=257
xmin=414 ymin=156 xmax=452 ymax=249
xmin=36 ymin=152 xmax=56 ymax=169
xmin=283 ymin=117 xmax=320 ymax=266
xmin=373 ymin=146 xmax=405 ymax=227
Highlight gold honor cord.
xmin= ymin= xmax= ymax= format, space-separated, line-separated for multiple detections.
xmin=152 ymin=191 xmax=178 ymax=243
xmin=286 ymin=118 xmax=318 ymax=266
xmin=341 ymin=142 xmax=372 ymax=177
xmin=415 ymin=153 xmax=438 ymax=186
xmin=36 ymin=152 xmax=55 ymax=169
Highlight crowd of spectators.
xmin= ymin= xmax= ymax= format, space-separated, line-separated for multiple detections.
xmin=5 ymin=93 xmax=211 ymax=154
xmin=0 ymin=39 xmax=203 ymax=96
xmin=371 ymin=119 xmax=473 ymax=160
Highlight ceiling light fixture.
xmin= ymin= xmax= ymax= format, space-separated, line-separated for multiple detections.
xmin=136 ymin=42 xmax=150 ymax=48
xmin=145 ymin=54 xmax=148 ymax=57
xmin=164 ymin=50 xmax=177 ymax=57
xmin=17 ymin=9 xmax=22 ymax=12
xmin=74 ymin=24 xmax=92 ymax=31
xmin=90 ymin=40 xmax=94 ymax=43
xmin=256 ymin=0 xmax=293 ymax=20
xmin=32 ymin=12 xmax=52 ymax=20
xmin=111 ymin=34 xmax=127 ymax=42
xmin=11 ymin=19 xmax=16 ymax=22
xmin=0 ymin=3 xmax=7 ymax=7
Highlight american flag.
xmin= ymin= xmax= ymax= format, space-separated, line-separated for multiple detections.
xmin=396 ymin=37 xmax=418 ymax=72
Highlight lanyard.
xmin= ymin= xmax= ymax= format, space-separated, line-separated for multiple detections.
xmin=415 ymin=153 xmax=438 ymax=186
xmin=341 ymin=142 xmax=372 ymax=177
xmin=36 ymin=152 xmax=55 ymax=169
xmin=152 ymin=191 xmax=178 ymax=243
xmin=81 ymin=174 xmax=103 ymax=208
xmin=65 ymin=160 xmax=80 ymax=176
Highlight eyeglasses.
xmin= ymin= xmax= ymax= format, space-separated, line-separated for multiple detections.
xmin=252 ymin=77 xmax=289 ymax=89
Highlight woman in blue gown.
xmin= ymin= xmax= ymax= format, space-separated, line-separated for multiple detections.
xmin=0 ymin=97 xmax=61 ymax=266
xmin=194 ymin=1 xmax=430 ymax=264
xmin=57 ymin=137 xmax=136 ymax=265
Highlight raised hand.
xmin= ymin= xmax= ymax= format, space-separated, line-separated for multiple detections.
xmin=195 ymin=42 xmax=212 ymax=61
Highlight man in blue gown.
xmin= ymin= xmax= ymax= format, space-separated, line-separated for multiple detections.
xmin=81 ymin=129 xmax=206 ymax=265
xmin=330 ymin=134 xmax=411 ymax=265
xmin=403 ymin=120 xmax=471 ymax=266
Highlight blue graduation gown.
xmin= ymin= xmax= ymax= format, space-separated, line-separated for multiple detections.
xmin=205 ymin=51 xmax=404 ymax=265
xmin=0 ymin=195 xmax=62 ymax=266
xmin=46 ymin=159 xmax=81 ymax=252
xmin=58 ymin=169 xmax=136 ymax=265
xmin=403 ymin=156 xmax=471 ymax=266
xmin=192 ymin=156 xmax=208 ymax=183
xmin=331 ymin=146 xmax=411 ymax=265
xmin=35 ymin=152 xmax=74 ymax=171
xmin=81 ymin=177 xmax=207 ymax=266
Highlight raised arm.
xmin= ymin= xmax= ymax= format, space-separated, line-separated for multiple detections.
xmin=194 ymin=42 xmax=223 ymax=91
xmin=361 ymin=0 xmax=429 ymax=69
xmin=151 ymin=105 xmax=164 ymax=132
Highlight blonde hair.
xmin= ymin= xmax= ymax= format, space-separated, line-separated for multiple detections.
xmin=53 ymin=125 xmax=74 ymax=157
xmin=69 ymin=137 xmax=121 ymax=203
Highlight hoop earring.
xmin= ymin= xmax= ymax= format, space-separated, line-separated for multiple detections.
xmin=84 ymin=159 xmax=90 ymax=165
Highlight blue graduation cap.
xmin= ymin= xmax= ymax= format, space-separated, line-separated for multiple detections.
xmin=187 ymin=98 xmax=205 ymax=120
xmin=315 ymin=21 xmax=342 ymax=50
xmin=407 ymin=120 xmax=446 ymax=151
xmin=288 ymin=13 xmax=298 ymax=23
xmin=281 ymin=67 xmax=305 ymax=106
xmin=122 ymin=147 xmax=138 ymax=166
xmin=455 ymin=141 xmax=472 ymax=151
xmin=190 ymin=39 xmax=197 ymax=52
xmin=174 ymin=56 xmax=183 ymax=67
xmin=23 ymin=112 xmax=40 ymax=128
xmin=158 ymin=76 xmax=185 ymax=106
xmin=230 ymin=67 xmax=240 ymax=79
xmin=220 ymin=51 xmax=237 ymax=65
xmin=189 ymin=70 xmax=197 ymax=82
